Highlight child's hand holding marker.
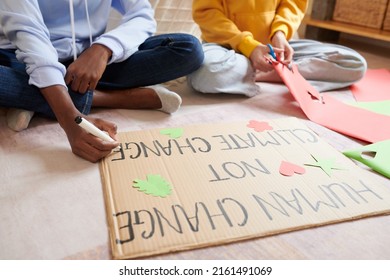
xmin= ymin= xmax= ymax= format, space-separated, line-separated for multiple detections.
xmin=73 ymin=116 xmax=120 ymax=162
xmin=75 ymin=116 xmax=116 ymax=142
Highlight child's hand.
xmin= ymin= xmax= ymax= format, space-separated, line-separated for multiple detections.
xmin=64 ymin=116 xmax=119 ymax=163
xmin=271 ymin=31 xmax=293 ymax=64
xmin=65 ymin=44 xmax=112 ymax=94
xmin=249 ymin=44 xmax=283 ymax=72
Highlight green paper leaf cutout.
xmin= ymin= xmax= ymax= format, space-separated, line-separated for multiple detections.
xmin=133 ymin=174 xmax=172 ymax=197
xmin=343 ymin=139 xmax=390 ymax=179
xmin=160 ymin=128 xmax=184 ymax=139
xmin=305 ymin=155 xmax=344 ymax=177
xmin=349 ymin=100 xmax=390 ymax=116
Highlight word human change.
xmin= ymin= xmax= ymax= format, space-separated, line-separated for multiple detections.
xmin=113 ymin=180 xmax=383 ymax=244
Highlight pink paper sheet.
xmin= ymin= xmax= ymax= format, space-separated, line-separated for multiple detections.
xmin=350 ymin=69 xmax=390 ymax=102
xmin=274 ymin=64 xmax=390 ymax=143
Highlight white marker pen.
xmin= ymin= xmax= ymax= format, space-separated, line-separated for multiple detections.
xmin=75 ymin=116 xmax=115 ymax=143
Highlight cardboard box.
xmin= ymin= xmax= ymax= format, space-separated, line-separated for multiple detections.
xmin=311 ymin=0 xmax=337 ymax=20
xmin=333 ymin=0 xmax=389 ymax=29
xmin=383 ymin=3 xmax=390 ymax=30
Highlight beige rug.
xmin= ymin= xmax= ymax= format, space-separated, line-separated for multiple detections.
xmin=1 ymin=2 xmax=390 ymax=259
xmin=1 ymin=78 xmax=390 ymax=260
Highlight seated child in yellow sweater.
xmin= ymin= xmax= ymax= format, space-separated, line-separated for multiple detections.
xmin=188 ymin=0 xmax=367 ymax=97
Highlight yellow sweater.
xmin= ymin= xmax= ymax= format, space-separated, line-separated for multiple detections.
xmin=192 ymin=0 xmax=308 ymax=58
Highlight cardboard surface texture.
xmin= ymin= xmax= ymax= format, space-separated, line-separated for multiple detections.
xmin=100 ymin=117 xmax=390 ymax=259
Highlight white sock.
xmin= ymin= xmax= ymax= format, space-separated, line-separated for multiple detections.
xmin=6 ymin=108 xmax=35 ymax=132
xmin=147 ymin=85 xmax=182 ymax=114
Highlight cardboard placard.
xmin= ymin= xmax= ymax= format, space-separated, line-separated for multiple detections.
xmin=100 ymin=118 xmax=390 ymax=259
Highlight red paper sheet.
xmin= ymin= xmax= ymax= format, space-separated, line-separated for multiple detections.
xmin=274 ymin=64 xmax=390 ymax=143
xmin=350 ymin=69 xmax=390 ymax=102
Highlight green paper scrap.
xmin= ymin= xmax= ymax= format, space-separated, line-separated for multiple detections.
xmin=133 ymin=174 xmax=173 ymax=197
xmin=160 ymin=128 xmax=184 ymax=139
xmin=349 ymin=100 xmax=390 ymax=116
xmin=343 ymin=140 xmax=390 ymax=179
xmin=305 ymin=155 xmax=344 ymax=177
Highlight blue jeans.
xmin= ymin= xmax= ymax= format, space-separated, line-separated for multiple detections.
xmin=0 ymin=33 xmax=204 ymax=119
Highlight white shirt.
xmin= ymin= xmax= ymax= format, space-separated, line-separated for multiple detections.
xmin=0 ymin=0 xmax=156 ymax=88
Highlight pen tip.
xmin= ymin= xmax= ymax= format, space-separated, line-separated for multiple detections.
xmin=74 ymin=116 xmax=82 ymax=124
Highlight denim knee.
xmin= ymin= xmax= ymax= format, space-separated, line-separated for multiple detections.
xmin=163 ymin=33 xmax=204 ymax=74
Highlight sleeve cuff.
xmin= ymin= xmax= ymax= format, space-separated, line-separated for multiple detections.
xmin=237 ymin=36 xmax=261 ymax=58
xmin=94 ymin=37 xmax=128 ymax=63
xmin=29 ymin=66 xmax=66 ymax=88
xmin=270 ymin=24 xmax=290 ymax=40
